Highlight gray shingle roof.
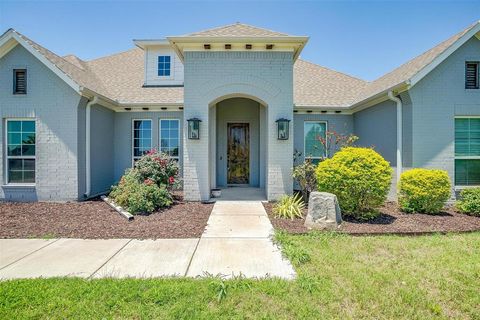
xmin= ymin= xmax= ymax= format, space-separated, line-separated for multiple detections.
xmin=4 ymin=22 xmax=479 ymax=108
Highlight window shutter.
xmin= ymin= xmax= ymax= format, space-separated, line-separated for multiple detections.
xmin=14 ymin=69 xmax=27 ymax=94
xmin=466 ymin=62 xmax=479 ymax=89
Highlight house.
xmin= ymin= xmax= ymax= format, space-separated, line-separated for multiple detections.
xmin=1 ymin=22 xmax=480 ymax=202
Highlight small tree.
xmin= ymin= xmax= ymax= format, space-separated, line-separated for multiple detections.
xmin=317 ymin=130 xmax=358 ymax=159
xmin=292 ymin=159 xmax=317 ymax=202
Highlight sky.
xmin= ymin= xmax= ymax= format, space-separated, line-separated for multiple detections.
xmin=0 ymin=0 xmax=479 ymax=81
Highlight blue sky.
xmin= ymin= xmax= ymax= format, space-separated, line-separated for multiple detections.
xmin=0 ymin=0 xmax=479 ymax=81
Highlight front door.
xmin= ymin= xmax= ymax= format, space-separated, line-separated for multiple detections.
xmin=227 ymin=123 xmax=250 ymax=184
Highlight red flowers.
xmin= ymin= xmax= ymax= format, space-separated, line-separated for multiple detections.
xmin=168 ymin=176 xmax=175 ymax=184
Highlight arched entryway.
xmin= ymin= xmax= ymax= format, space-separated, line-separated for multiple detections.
xmin=208 ymin=96 xmax=267 ymax=193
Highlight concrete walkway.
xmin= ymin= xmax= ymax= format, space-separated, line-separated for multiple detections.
xmin=0 ymin=200 xmax=295 ymax=280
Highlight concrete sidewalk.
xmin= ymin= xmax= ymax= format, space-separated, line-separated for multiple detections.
xmin=0 ymin=201 xmax=295 ymax=280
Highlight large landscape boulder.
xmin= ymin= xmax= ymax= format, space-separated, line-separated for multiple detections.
xmin=304 ymin=192 xmax=342 ymax=230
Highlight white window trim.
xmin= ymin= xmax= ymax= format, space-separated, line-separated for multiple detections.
xmin=454 ymin=116 xmax=480 ymax=187
xmin=131 ymin=119 xmax=152 ymax=166
xmin=4 ymin=118 xmax=36 ymax=186
xmin=159 ymin=118 xmax=180 ymax=160
xmin=157 ymin=55 xmax=173 ymax=79
xmin=304 ymin=120 xmax=328 ymax=161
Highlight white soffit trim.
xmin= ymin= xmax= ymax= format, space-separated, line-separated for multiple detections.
xmin=0 ymin=30 xmax=81 ymax=94
xmin=409 ymin=22 xmax=480 ymax=87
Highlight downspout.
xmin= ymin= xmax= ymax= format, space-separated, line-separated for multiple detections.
xmin=387 ymin=91 xmax=402 ymax=184
xmin=84 ymin=96 xmax=98 ymax=198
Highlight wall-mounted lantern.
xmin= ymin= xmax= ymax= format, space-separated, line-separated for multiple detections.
xmin=187 ymin=118 xmax=201 ymax=140
xmin=276 ymin=118 xmax=290 ymax=140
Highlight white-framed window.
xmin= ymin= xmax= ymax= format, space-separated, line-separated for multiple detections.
xmin=132 ymin=119 xmax=152 ymax=164
xmin=158 ymin=56 xmax=171 ymax=77
xmin=159 ymin=119 xmax=180 ymax=160
xmin=6 ymin=119 xmax=36 ymax=184
xmin=455 ymin=117 xmax=480 ymax=186
xmin=304 ymin=121 xmax=327 ymax=165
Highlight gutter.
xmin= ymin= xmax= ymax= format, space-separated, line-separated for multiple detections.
xmin=84 ymin=96 xmax=98 ymax=198
xmin=387 ymin=91 xmax=403 ymax=184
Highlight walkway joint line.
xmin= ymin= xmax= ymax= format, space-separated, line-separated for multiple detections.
xmin=88 ymin=239 xmax=133 ymax=279
xmin=184 ymin=238 xmax=201 ymax=276
xmin=0 ymin=238 xmax=60 ymax=271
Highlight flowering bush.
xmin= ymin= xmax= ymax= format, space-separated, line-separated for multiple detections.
xmin=110 ymin=168 xmax=172 ymax=214
xmin=134 ymin=150 xmax=180 ymax=190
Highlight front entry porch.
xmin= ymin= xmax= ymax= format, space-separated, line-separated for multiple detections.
xmin=215 ymin=187 xmax=266 ymax=201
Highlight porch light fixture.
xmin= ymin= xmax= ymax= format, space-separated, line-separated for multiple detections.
xmin=187 ymin=118 xmax=201 ymax=140
xmin=275 ymin=118 xmax=290 ymax=140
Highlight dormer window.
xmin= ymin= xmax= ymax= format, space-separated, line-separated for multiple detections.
xmin=158 ymin=56 xmax=171 ymax=77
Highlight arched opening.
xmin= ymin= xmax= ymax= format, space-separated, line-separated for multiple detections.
xmin=208 ymin=96 xmax=268 ymax=196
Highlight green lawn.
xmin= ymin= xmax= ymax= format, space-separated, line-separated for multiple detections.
xmin=1 ymin=232 xmax=479 ymax=319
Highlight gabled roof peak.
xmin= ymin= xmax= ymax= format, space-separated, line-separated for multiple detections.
xmin=181 ymin=22 xmax=294 ymax=38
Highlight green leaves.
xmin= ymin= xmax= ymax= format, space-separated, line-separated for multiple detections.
xmin=273 ymin=194 xmax=305 ymax=220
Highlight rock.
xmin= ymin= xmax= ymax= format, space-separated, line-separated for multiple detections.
xmin=304 ymin=192 xmax=342 ymax=230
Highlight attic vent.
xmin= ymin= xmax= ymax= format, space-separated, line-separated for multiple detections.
xmin=225 ymin=44 xmax=231 ymax=50
xmin=266 ymin=44 xmax=274 ymax=50
xmin=466 ymin=62 xmax=479 ymax=89
xmin=245 ymin=44 xmax=252 ymax=50
xmin=13 ymin=69 xmax=26 ymax=94
xmin=204 ymin=44 xmax=211 ymax=50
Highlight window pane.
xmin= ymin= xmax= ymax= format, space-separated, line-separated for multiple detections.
xmin=7 ymin=121 xmax=21 ymax=132
xmin=23 ymin=171 xmax=35 ymax=183
xmin=22 ymin=121 xmax=35 ymax=132
xmin=8 ymin=159 xmax=23 ymax=171
xmin=22 ymin=145 xmax=35 ymax=156
xmin=8 ymin=170 xmax=22 ymax=183
xmin=8 ymin=145 xmax=22 ymax=156
xmin=23 ymin=159 xmax=35 ymax=171
xmin=22 ymin=133 xmax=35 ymax=144
xmin=455 ymin=118 xmax=480 ymax=156
xmin=455 ymin=159 xmax=480 ymax=185
xmin=304 ymin=122 xmax=326 ymax=158
xmin=8 ymin=133 xmax=21 ymax=145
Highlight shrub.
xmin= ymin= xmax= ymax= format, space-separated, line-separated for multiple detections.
xmin=134 ymin=150 xmax=180 ymax=190
xmin=398 ymin=168 xmax=451 ymax=214
xmin=456 ymin=188 xmax=480 ymax=216
xmin=316 ymin=147 xmax=392 ymax=219
xmin=292 ymin=159 xmax=317 ymax=202
xmin=110 ymin=168 xmax=172 ymax=214
xmin=273 ymin=194 xmax=305 ymax=220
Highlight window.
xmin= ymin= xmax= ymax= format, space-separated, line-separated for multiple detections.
xmin=157 ymin=56 xmax=171 ymax=76
xmin=466 ymin=62 xmax=479 ymax=89
xmin=304 ymin=121 xmax=327 ymax=165
xmin=132 ymin=120 xmax=152 ymax=164
xmin=13 ymin=69 xmax=27 ymax=94
xmin=6 ymin=120 xmax=36 ymax=183
xmin=455 ymin=118 xmax=480 ymax=185
xmin=159 ymin=119 xmax=180 ymax=160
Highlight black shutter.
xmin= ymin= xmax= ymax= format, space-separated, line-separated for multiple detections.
xmin=466 ymin=62 xmax=479 ymax=89
xmin=14 ymin=69 xmax=27 ymax=94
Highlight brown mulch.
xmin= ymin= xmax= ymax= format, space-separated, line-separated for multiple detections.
xmin=0 ymin=196 xmax=213 ymax=239
xmin=263 ymin=202 xmax=480 ymax=235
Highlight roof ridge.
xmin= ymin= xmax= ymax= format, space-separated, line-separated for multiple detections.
xmin=298 ymin=58 xmax=368 ymax=83
xmin=182 ymin=22 xmax=241 ymax=37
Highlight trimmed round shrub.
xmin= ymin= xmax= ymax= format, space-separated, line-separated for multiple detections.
xmin=398 ymin=168 xmax=451 ymax=214
xmin=456 ymin=187 xmax=480 ymax=216
xmin=110 ymin=169 xmax=172 ymax=214
xmin=134 ymin=150 xmax=180 ymax=189
xmin=316 ymin=147 xmax=392 ymax=219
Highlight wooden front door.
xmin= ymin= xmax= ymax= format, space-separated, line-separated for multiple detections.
xmin=227 ymin=123 xmax=250 ymax=184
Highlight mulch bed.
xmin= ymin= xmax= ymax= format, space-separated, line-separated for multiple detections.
xmin=0 ymin=195 xmax=213 ymax=239
xmin=263 ymin=202 xmax=480 ymax=235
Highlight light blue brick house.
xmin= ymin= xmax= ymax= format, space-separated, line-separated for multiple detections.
xmin=1 ymin=22 xmax=480 ymax=202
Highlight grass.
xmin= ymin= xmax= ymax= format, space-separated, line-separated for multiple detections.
xmin=1 ymin=232 xmax=479 ymax=319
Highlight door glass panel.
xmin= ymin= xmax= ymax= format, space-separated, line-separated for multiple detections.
xmin=227 ymin=123 xmax=249 ymax=184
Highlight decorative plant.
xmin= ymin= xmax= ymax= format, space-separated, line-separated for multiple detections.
xmin=456 ymin=187 xmax=480 ymax=216
xmin=398 ymin=168 xmax=451 ymax=214
xmin=110 ymin=168 xmax=172 ymax=214
xmin=317 ymin=129 xmax=358 ymax=159
xmin=316 ymin=147 xmax=392 ymax=220
xmin=292 ymin=159 xmax=317 ymax=202
xmin=134 ymin=149 xmax=180 ymax=190
xmin=273 ymin=194 xmax=305 ymax=220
